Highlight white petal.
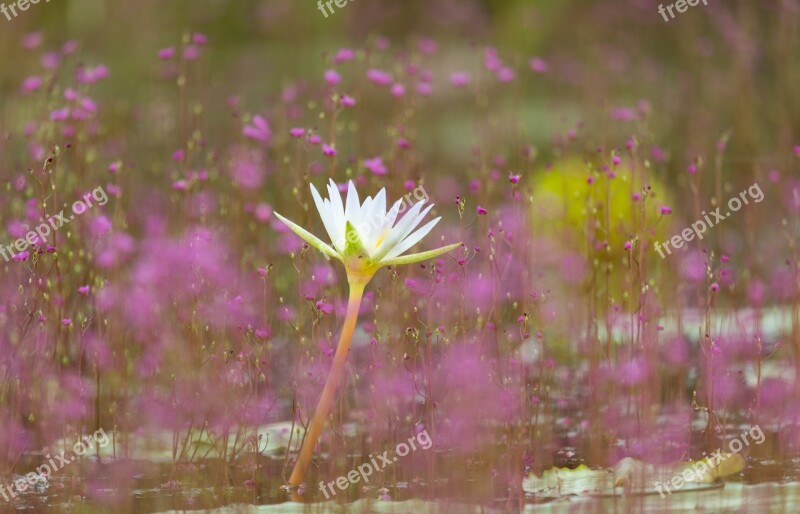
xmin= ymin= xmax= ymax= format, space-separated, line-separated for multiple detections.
xmin=374 ymin=188 xmax=387 ymax=219
xmin=380 ymin=198 xmax=404 ymax=234
xmin=344 ymin=180 xmax=360 ymax=223
xmin=358 ymin=196 xmax=376 ymax=247
xmin=373 ymin=201 xmax=431 ymax=261
xmin=324 ymin=199 xmax=345 ymax=249
xmin=327 ymin=179 xmax=346 ymax=228
xmin=310 ymin=183 xmax=341 ymax=250
xmin=382 ymin=217 xmax=441 ymax=261
xmin=395 ymin=203 xmax=435 ymax=243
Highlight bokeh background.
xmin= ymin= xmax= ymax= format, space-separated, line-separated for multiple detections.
xmin=0 ymin=0 xmax=799 ymax=512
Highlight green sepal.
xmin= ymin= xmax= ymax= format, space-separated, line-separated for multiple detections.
xmin=379 ymin=242 xmax=462 ymax=267
xmin=274 ymin=212 xmax=341 ymax=261
xmin=343 ymin=221 xmax=369 ymax=260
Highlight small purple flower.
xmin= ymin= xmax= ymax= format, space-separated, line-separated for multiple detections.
xmin=171 ymin=179 xmax=189 ymax=191
xmin=290 ymin=128 xmax=305 ymax=138
xmin=612 ymin=155 xmax=621 ymax=166
xmin=62 ymin=40 xmax=78 ymax=55
xmin=340 ymin=95 xmax=356 ymax=107
xmin=450 ymin=72 xmax=470 ymax=87
xmin=62 ymin=318 xmax=72 ymax=327
xmin=660 ymin=206 xmax=672 ymax=215
xmin=78 ymin=285 xmax=90 ymax=295
xmin=497 ymin=67 xmax=515 ymax=82
xmin=624 ymin=241 xmax=632 ymax=251
xmin=315 ymin=301 xmax=334 ymax=314
xmin=529 ymin=57 xmax=548 ymax=73
xmin=21 ymin=76 xmax=43 ymax=94
xmin=477 ymin=206 xmax=488 ymax=216
xmin=76 ymin=64 xmax=109 ymax=84
xmin=324 ymin=69 xmax=341 ymax=86
xmin=172 ymin=149 xmax=185 ymax=162
xmin=416 ymin=82 xmax=433 ymax=96
xmin=12 ymin=251 xmax=29 ymax=262
xmin=390 ymin=83 xmax=406 ymax=97
xmin=419 ymin=38 xmax=437 ymax=54
xmin=366 ymin=68 xmax=393 ymax=87
xmin=322 ymin=144 xmax=336 ymax=157
xmin=710 ymin=282 xmax=719 ymax=292
xmin=50 ymin=108 xmax=70 ymax=121
xmin=611 ymin=107 xmax=635 ymax=121
xmin=243 ymin=115 xmax=271 ymax=144
xmin=183 ymin=45 xmax=201 ymax=60
xmin=157 ymin=47 xmax=175 ymax=60
xmin=255 ymin=203 xmax=273 ymax=222
xmin=364 ymin=157 xmax=387 ymax=176
xmin=333 ymin=48 xmax=355 ymax=64
xmin=22 ymin=32 xmax=42 ymax=50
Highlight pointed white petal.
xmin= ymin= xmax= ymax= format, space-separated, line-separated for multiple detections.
xmin=382 ymin=217 xmax=441 ymax=261
xmin=344 ymin=180 xmax=360 ymax=223
xmin=374 ymin=188 xmax=387 ymax=219
xmin=378 ymin=198 xmax=404 ymax=235
xmin=373 ymin=201 xmax=431 ymax=261
xmin=327 ymin=179 xmax=346 ymax=227
xmin=321 ymin=199 xmax=343 ymax=251
xmin=359 ymin=196 xmax=379 ymax=247
xmin=310 ymin=183 xmax=340 ymax=250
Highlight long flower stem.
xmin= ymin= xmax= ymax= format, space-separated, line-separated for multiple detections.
xmin=288 ymin=279 xmax=366 ymax=489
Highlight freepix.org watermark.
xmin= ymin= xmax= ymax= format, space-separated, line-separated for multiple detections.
xmin=1 ymin=0 xmax=51 ymax=22
xmin=658 ymin=0 xmax=709 ymax=22
xmin=316 ymin=0 xmax=354 ymax=18
xmin=654 ymin=183 xmax=763 ymax=259
xmin=1 ymin=428 xmax=110 ymax=502
xmin=1 ymin=186 xmax=109 ymax=263
xmin=318 ymin=429 xmax=432 ymax=499
xmin=654 ymin=425 xmax=765 ymax=498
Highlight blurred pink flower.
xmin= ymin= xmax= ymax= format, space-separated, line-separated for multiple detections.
xmin=20 ymin=76 xmax=43 ymax=94
xmin=243 ymin=115 xmax=271 ymax=144
xmin=391 ymin=83 xmax=406 ymax=97
xmin=366 ymin=68 xmax=393 ymax=87
xmin=450 ymin=72 xmax=470 ymax=87
xmin=333 ymin=48 xmax=355 ymax=64
xmin=322 ymin=144 xmax=337 ymax=157
xmin=324 ymin=69 xmax=341 ymax=86
xmin=529 ymin=57 xmax=549 ymax=73
xmin=363 ymin=157 xmax=387 ymax=176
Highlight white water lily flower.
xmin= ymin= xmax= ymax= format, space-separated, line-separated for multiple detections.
xmin=274 ymin=179 xmax=460 ymax=282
